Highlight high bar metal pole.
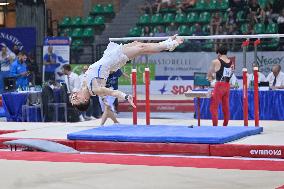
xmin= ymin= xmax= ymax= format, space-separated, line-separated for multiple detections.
xmin=109 ymin=34 xmax=284 ymax=41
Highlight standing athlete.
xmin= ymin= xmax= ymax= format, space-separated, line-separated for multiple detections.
xmin=207 ymin=45 xmax=233 ymax=126
xmin=70 ymin=35 xmax=184 ymax=111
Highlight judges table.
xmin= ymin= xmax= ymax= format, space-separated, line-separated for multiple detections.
xmin=193 ymin=89 xmax=284 ymax=120
xmin=2 ymin=90 xmax=61 ymax=122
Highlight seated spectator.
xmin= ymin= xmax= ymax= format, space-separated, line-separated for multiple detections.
xmin=177 ymin=0 xmax=196 ymax=12
xmin=266 ymin=65 xmax=284 ymax=89
xmin=277 ymin=9 xmax=284 ymax=34
xmin=139 ymin=0 xmax=156 ymax=14
xmin=249 ymin=0 xmax=261 ymax=23
xmin=271 ymin=0 xmax=284 ymax=20
xmin=191 ymin=23 xmax=204 ymax=51
xmin=142 ymin=26 xmax=153 ymax=37
xmin=260 ymin=3 xmax=273 ymax=24
xmin=153 ymin=25 xmax=167 ymax=37
xmin=224 ymin=24 xmax=238 ymax=50
xmin=230 ymin=0 xmax=248 ymax=13
xmin=226 ymin=10 xmax=236 ymax=27
xmin=156 ymin=0 xmax=176 ymax=13
xmin=166 ymin=22 xmax=178 ymax=35
xmin=210 ymin=13 xmax=222 ymax=35
xmin=10 ymin=51 xmax=29 ymax=90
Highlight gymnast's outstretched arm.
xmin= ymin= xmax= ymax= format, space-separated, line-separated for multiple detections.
xmin=92 ymin=86 xmax=135 ymax=108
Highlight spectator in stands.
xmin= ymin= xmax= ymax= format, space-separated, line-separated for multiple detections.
xmin=260 ymin=3 xmax=273 ymax=24
xmin=156 ymin=0 xmax=176 ymax=13
xmin=226 ymin=10 xmax=236 ymax=27
xmin=249 ymin=0 xmax=261 ymax=24
xmin=191 ymin=23 xmax=204 ymax=51
xmin=43 ymin=46 xmax=59 ymax=82
xmin=0 ymin=45 xmax=15 ymax=93
xmin=142 ymin=26 xmax=153 ymax=37
xmin=266 ymin=64 xmax=284 ymax=89
xmin=10 ymin=51 xmax=29 ymax=90
xmin=224 ymin=24 xmax=238 ymax=50
xmin=277 ymin=9 xmax=284 ymax=34
xmin=177 ymin=0 xmax=196 ymax=12
xmin=210 ymin=13 xmax=222 ymax=35
xmin=271 ymin=0 xmax=284 ymax=20
xmin=139 ymin=0 xmax=156 ymax=14
xmin=166 ymin=22 xmax=178 ymax=35
xmin=230 ymin=0 xmax=246 ymax=13
xmin=153 ymin=25 xmax=167 ymax=37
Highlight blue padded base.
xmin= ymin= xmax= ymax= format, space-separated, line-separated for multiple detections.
xmin=0 ymin=107 xmax=5 ymax=117
xmin=67 ymin=125 xmax=263 ymax=144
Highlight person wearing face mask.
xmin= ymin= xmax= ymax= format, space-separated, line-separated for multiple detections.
xmin=10 ymin=51 xmax=29 ymax=90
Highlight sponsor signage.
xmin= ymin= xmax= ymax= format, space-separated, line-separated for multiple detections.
xmin=43 ymin=37 xmax=71 ymax=82
xmin=134 ymin=51 xmax=284 ymax=79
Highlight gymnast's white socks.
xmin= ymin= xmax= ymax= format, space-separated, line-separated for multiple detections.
xmin=160 ymin=37 xmax=180 ymax=51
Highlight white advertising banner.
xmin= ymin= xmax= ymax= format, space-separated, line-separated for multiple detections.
xmin=118 ymin=80 xmax=194 ymax=95
xmin=135 ymin=51 xmax=284 ymax=78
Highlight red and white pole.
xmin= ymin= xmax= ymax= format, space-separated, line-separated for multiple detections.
xmin=144 ymin=67 xmax=150 ymax=125
xmin=243 ymin=68 xmax=248 ymax=126
xmin=242 ymin=39 xmax=249 ymax=126
xmin=253 ymin=39 xmax=261 ymax=127
xmin=131 ymin=69 xmax=137 ymax=125
xmin=253 ymin=67 xmax=259 ymax=127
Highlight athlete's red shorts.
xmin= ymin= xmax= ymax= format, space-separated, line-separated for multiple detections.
xmin=210 ymin=81 xmax=230 ymax=126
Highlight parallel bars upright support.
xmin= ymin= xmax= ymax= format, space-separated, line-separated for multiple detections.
xmin=131 ymin=69 xmax=137 ymax=125
xmin=253 ymin=39 xmax=261 ymax=127
xmin=242 ymin=39 xmax=249 ymax=126
xmin=145 ymin=67 xmax=150 ymax=125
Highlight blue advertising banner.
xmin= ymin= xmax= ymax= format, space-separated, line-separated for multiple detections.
xmin=43 ymin=37 xmax=70 ymax=82
xmin=0 ymin=27 xmax=36 ymax=53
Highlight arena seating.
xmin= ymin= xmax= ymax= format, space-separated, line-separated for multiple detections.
xmin=128 ymin=0 xmax=280 ymax=51
xmin=58 ymin=3 xmax=115 ymax=49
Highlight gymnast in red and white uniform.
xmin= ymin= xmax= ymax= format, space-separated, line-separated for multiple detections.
xmin=207 ymin=45 xmax=234 ymax=126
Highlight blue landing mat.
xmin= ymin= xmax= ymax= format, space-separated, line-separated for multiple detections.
xmin=67 ymin=125 xmax=263 ymax=144
xmin=0 ymin=107 xmax=5 ymax=117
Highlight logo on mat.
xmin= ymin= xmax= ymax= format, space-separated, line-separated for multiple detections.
xmin=250 ymin=149 xmax=282 ymax=156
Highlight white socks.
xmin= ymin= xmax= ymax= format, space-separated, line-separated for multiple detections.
xmin=160 ymin=37 xmax=179 ymax=51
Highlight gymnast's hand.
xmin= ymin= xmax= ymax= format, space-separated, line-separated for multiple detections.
xmin=171 ymin=34 xmax=184 ymax=45
xmin=127 ymin=95 xmax=136 ymax=108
